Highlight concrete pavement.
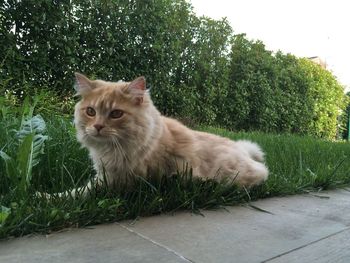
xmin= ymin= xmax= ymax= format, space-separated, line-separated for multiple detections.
xmin=1 ymin=188 xmax=350 ymax=263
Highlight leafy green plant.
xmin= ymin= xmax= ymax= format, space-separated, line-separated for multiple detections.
xmin=0 ymin=206 xmax=10 ymax=227
xmin=0 ymin=111 xmax=48 ymax=196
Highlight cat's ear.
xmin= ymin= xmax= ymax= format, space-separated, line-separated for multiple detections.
xmin=74 ymin=72 xmax=94 ymax=96
xmin=125 ymin=76 xmax=146 ymax=105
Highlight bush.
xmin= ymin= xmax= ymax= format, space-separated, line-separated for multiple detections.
xmin=0 ymin=0 xmax=346 ymax=139
xmin=222 ymin=34 xmax=346 ymax=139
xmin=338 ymin=92 xmax=350 ymax=139
xmin=297 ymin=58 xmax=346 ymax=139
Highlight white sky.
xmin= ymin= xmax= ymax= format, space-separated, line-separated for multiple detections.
xmin=190 ymin=0 xmax=350 ymax=89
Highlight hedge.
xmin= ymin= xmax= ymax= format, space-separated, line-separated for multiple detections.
xmin=0 ymin=0 xmax=346 ymax=139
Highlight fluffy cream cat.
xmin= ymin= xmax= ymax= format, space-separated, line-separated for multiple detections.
xmin=73 ymin=73 xmax=268 ymax=192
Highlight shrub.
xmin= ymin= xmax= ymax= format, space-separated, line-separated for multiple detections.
xmin=0 ymin=1 xmax=346 ymax=139
xmin=223 ymin=34 xmax=345 ymax=139
xmin=297 ymin=58 xmax=346 ymax=139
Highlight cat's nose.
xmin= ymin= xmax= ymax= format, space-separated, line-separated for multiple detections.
xmin=94 ymin=124 xmax=104 ymax=132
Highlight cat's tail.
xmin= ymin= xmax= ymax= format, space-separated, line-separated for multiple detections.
xmin=236 ymin=140 xmax=265 ymax=163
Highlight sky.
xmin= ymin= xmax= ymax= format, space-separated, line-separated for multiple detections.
xmin=190 ymin=0 xmax=350 ymax=89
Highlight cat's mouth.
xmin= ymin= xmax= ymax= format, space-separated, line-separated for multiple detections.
xmin=84 ymin=127 xmax=118 ymax=142
xmin=86 ymin=130 xmax=110 ymax=141
xmin=88 ymin=134 xmax=113 ymax=144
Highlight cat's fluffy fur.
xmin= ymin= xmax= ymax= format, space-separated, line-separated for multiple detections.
xmin=74 ymin=73 xmax=268 ymax=189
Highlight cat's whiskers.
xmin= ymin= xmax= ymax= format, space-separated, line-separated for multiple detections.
xmin=114 ymin=137 xmax=135 ymax=173
xmin=111 ymin=136 xmax=129 ymax=166
xmin=111 ymin=137 xmax=123 ymax=161
xmin=81 ymin=131 xmax=90 ymax=141
xmin=110 ymin=137 xmax=138 ymax=183
xmin=105 ymin=136 xmax=126 ymax=185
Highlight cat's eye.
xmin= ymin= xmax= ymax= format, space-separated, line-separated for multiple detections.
xmin=110 ymin=109 xmax=124 ymax=119
xmin=86 ymin=107 xmax=96 ymax=117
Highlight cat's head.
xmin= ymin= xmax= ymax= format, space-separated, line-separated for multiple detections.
xmin=74 ymin=73 xmax=153 ymax=145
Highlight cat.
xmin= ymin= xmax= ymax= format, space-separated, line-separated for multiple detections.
xmin=70 ymin=72 xmax=268 ymax=195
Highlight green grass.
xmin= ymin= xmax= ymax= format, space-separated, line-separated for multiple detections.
xmin=1 ymin=104 xmax=350 ymax=239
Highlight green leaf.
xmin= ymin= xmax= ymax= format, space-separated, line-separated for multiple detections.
xmin=17 ymin=133 xmax=35 ymax=185
xmin=0 ymin=150 xmax=17 ymax=179
xmin=0 ymin=150 xmax=12 ymax=163
xmin=0 ymin=206 xmax=10 ymax=226
xmin=15 ymin=115 xmax=48 ymax=188
xmin=17 ymin=115 xmax=47 ymax=141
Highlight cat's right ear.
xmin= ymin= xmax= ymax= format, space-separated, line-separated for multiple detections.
xmin=74 ymin=72 xmax=94 ymax=96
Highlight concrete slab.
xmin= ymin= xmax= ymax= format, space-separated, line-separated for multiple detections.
xmin=252 ymin=188 xmax=350 ymax=227
xmin=267 ymin=228 xmax=350 ymax=263
xmin=1 ymin=189 xmax=349 ymax=263
xmin=0 ymin=223 xmax=188 ymax=263
xmin=121 ymin=190 xmax=350 ymax=263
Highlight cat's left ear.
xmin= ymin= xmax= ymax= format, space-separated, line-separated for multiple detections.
xmin=126 ymin=76 xmax=146 ymax=105
xmin=74 ymin=72 xmax=95 ymax=96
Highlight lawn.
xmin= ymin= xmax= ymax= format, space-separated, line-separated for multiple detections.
xmin=1 ymin=101 xmax=350 ymax=239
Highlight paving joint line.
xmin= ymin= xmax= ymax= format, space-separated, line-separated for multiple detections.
xmin=117 ymin=223 xmax=195 ymax=263
xmin=262 ymin=227 xmax=350 ymax=262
